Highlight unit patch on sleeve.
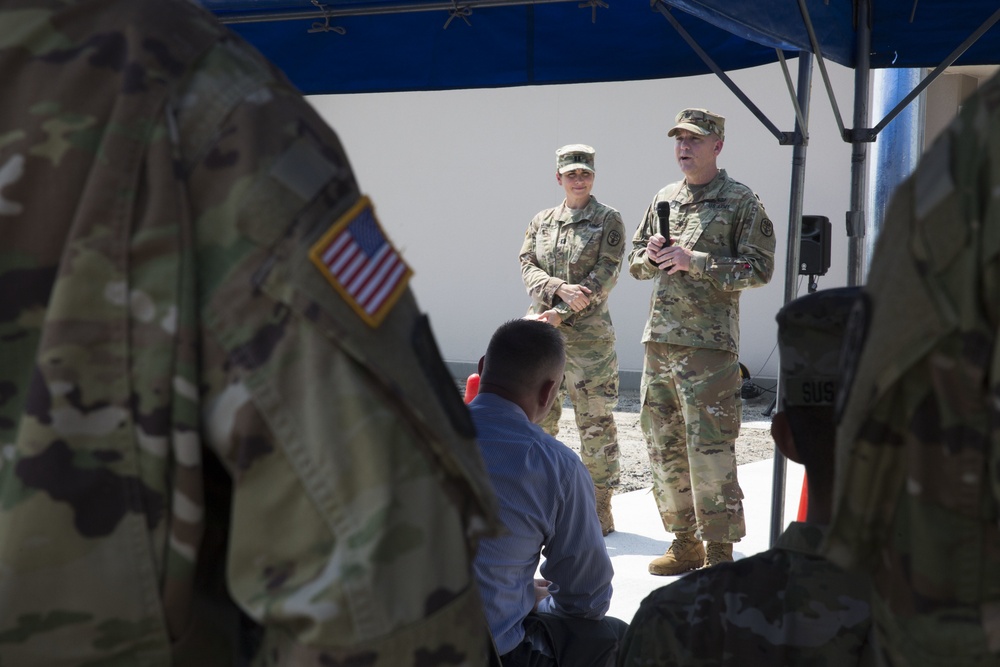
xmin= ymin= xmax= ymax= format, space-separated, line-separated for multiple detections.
xmin=308 ymin=196 xmax=412 ymax=328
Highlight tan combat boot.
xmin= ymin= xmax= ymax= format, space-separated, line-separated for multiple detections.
xmin=704 ymin=542 xmax=734 ymax=568
xmin=594 ymin=486 xmax=614 ymax=536
xmin=648 ymin=531 xmax=705 ymax=576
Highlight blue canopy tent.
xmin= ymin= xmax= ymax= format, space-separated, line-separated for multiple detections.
xmin=205 ymin=1 xmax=999 ymax=94
xmin=205 ymin=0 xmax=1000 ymax=543
xmin=204 ymin=0 xmax=783 ymax=94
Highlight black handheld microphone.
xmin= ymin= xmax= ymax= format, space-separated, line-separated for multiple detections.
xmin=648 ymin=201 xmax=672 ymax=267
xmin=656 ymin=201 xmax=672 ymax=245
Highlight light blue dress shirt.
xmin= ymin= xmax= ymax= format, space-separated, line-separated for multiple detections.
xmin=469 ymin=392 xmax=615 ymax=655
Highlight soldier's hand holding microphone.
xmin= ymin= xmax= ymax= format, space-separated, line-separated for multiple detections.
xmin=646 ymin=201 xmax=691 ymax=275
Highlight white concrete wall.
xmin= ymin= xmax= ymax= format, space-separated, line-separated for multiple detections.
xmin=308 ymin=59 xmax=858 ymax=388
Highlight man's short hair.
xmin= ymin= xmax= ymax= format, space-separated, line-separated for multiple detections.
xmin=482 ymin=319 xmax=565 ymax=389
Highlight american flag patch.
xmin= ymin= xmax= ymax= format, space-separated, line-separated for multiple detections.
xmin=309 ymin=196 xmax=412 ymax=327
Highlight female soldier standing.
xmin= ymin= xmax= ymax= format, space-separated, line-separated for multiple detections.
xmin=520 ymin=144 xmax=626 ymax=535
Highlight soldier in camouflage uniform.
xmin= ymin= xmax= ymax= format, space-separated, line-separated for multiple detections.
xmin=618 ymin=287 xmax=875 ymax=666
xmin=0 ymin=1 xmax=499 ymax=665
xmin=520 ymin=145 xmax=626 ymax=536
xmin=629 ymin=109 xmax=775 ymax=574
xmin=824 ymin=71 xmax=1000 ymax=666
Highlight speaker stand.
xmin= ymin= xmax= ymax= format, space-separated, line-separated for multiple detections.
xmin=763 ymin=396 xmax=776 ymax=417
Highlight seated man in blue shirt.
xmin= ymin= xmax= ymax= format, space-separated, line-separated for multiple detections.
xmin=469 ymin=318 xmax=628 ymax=667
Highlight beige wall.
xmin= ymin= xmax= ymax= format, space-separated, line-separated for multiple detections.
xmin=308 ymin=60 xmax=864 ymax=388
xmin=924 ymin=66 xmax=999 ymax=148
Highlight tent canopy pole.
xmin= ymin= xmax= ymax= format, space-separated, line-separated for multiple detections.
xmin=653 ymin=1 xmax=797 ymax=145
xmin=770 ymin=52 xmax=813 ymax=547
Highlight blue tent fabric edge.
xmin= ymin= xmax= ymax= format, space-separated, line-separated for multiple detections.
xmin=204 ymin=0 xmax=1000 ymax=95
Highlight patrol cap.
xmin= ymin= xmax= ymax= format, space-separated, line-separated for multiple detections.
xmin=556 ymin=144 xmax=596 ymax=174
xmin=776 ymin=287 xmax=861 ymax=407
xmin=667 ymin=108 xmax=725 ymax=142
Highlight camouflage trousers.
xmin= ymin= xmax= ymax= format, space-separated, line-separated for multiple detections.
xmin=639 ymin=342 xmax=745 ymax=542
xmin=540 ymin=335 xmax=620 ymax=488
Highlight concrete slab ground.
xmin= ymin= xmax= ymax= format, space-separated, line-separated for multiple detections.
xmin=602 ymin=457 xmax=806 ymax=624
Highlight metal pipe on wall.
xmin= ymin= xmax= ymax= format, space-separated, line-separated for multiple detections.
xmin=865 ymin=68 xmax=925 ymax=274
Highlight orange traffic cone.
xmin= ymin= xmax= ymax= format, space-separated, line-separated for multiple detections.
xmin=796 ymin=473 xmax=809 ymax=522
xmin=464 ymin=373 xmax=480 ymax=404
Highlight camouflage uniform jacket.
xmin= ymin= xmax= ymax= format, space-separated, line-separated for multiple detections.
xmin=619 ymin=522 xmax=875 ymax=666
xmin=628 ymin=170 xmax=775 ymax=353
xmin=520 ymin=196 xmax=626 ymax=339
xmin=0 ymin=1 xmax=498 ymax=665
xmin=825 ymin=71 xmax=1000 ymax=665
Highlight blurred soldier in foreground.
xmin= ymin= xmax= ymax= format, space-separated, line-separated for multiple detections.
xmin=825 ymin=72 xmax=1000 ymax=665
xmin=0 ymin=1 xmax=497 ymax=664
xmin=619 ymin=287 xmax=874 ymax=666
xmin=629 ymin=108 xmax=776 ymax=574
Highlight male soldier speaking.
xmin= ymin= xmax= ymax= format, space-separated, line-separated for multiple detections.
xmin=0 ymin=1 xmax=497 ymax=664
xmin=629 ymin=108 xmax=776 ymax=575
xmin=619 ymin=287 xmax=875 ymax=666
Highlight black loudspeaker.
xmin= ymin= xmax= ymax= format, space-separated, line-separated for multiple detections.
xmin=799 ymin=215 xmax=831 ymax=276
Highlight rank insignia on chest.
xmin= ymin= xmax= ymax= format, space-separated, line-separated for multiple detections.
xmin=308 ymin=196 xmax=412 ymax=328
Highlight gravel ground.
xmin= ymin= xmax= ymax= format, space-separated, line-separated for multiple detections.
xmin=463 ymin=379 xmax=779 ymax=494
xmin=552 ymin=390 xmax=778 ymax=493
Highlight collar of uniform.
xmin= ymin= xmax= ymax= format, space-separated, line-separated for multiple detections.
xmin=680 ymin=168 xmax=728 ymax=203
xmin=558 ymin=195 xmax=596 ymax=223
xmin=774 ymin=521 xmax=826 ymax=556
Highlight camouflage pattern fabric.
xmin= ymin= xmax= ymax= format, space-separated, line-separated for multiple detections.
xmin=521 ymin=196 xmax=625 ymax=488
xmin=628 ymin=170 xmax=774 ymax=541
xmin=825 ymin=71 xmax=1000 ymax=665
xmin=628 ymin=170 xmax=775 ymax=354
xmin=777 ymin=287 xmax=863 ymax=409
xmin=538 ymin=337 xmax=620 ymax=488
xmin=0 ymin=1 xmax=498 ymax=665
xmin=619 ymin=522 xmax=875 ymax=666
xmin=668 ymin=108 xmax=727 ymax=142
xmin=639 ymin=343 xmax=744 ymax=541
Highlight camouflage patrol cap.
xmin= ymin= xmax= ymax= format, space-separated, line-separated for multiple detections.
xmin=556 ymin=144 xmax=595 ymax=174
xmin=776 ymin=287 xmax=861 ymax=407
xmin=667 ymin=108 xmax=725 ymax=142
